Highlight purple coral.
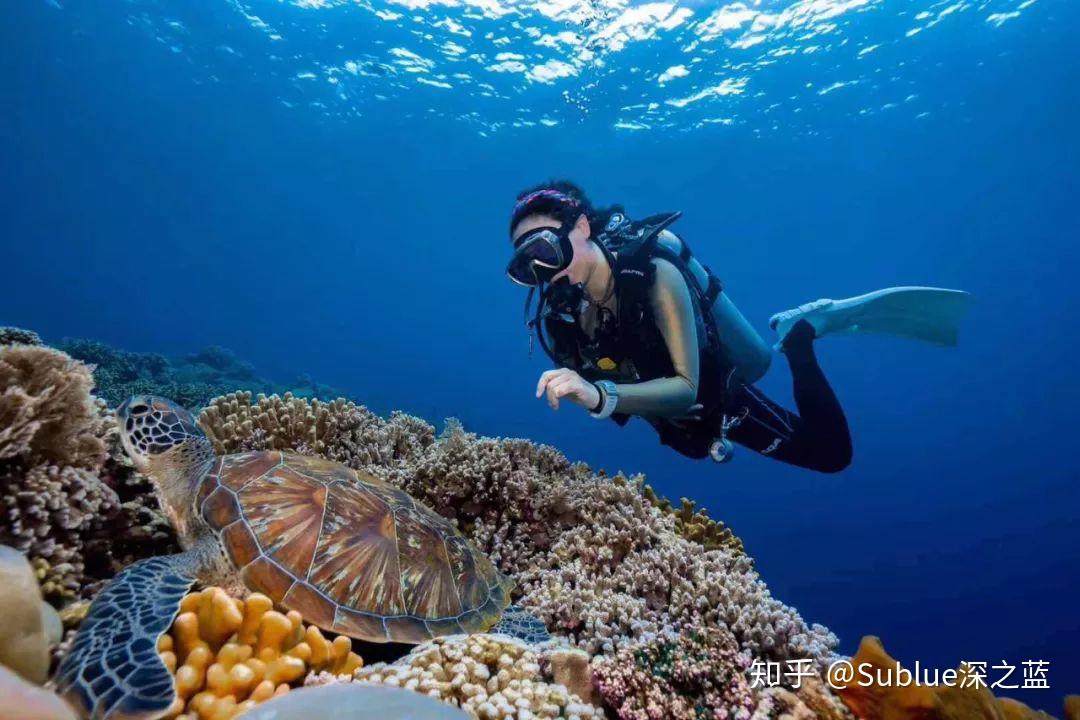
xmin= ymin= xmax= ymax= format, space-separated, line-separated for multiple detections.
xmin=594 ymin=627 xmax=757 ymax=720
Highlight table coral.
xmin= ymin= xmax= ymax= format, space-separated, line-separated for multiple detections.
xmin=308 ymin=634 xmax=604 ymax=720
xmin=593 ymin=626 xmax=757 ymax=720
xmin=158 ymin=587 xmax=363 ymax=720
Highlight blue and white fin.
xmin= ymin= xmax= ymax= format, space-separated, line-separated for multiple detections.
xmin=53 ymin=553 xmax=198 ymax=720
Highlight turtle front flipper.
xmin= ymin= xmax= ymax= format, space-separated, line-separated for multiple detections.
xmin=54 ymin=553 xmax=199 ymax=720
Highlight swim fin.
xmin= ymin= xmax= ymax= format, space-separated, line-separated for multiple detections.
xmin=769 ymin=287 xmax=972 ymax=348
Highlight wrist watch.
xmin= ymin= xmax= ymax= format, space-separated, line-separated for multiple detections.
xmin=589 ymin=380 xmax=619 ymax=420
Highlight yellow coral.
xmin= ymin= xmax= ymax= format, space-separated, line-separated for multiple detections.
xmin=642 ymin=484 xmax=745 ymax=556
xmin=832 ymin=636 xmax=1055 ymax=720
xmin=159 ymin=587 xmax=363 ymax=720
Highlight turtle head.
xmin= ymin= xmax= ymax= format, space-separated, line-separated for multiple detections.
xmin=118 ymin=396 xmax=216 ymax=536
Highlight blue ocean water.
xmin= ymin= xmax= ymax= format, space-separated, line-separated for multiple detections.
xmin=2 ymin=0 xmax=1077 ymax=713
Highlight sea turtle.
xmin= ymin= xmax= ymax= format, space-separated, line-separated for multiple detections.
xmin=54 ymin=395 xmax=547 ymax=720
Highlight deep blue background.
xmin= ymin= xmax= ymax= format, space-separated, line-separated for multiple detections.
xmin=3 ymin=0 xmax=1077 ymax=713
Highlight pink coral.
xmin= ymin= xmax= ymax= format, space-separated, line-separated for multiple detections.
xmin=594 ymin=627 xmax=756 ymax=720
xmin=197 ymin=394 xmax=837 ymax=671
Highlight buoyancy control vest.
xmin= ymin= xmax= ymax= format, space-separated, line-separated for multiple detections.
xmin=534 ymin=210 xmax=772 ymax=427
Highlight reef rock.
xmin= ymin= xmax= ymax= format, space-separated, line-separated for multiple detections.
xmin=238 ymin=684 xmax=469 ymax=719
xmin=0 ymin=545 xmax=49 ymax=684
xmin=0 ymin=665 xmax=76 ymax=720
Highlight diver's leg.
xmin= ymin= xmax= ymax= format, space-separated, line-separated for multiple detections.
xmin=727 ymin=320 xmax=852 ymax=472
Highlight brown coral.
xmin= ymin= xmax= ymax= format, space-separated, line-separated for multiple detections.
xmin=198 ymin=391 xmax=432 ymax=466
xmin=198 ymin=394 xmax=837 ymax=669
xmin=643 ymin=484 xmax=745 ymax=555
xmin=158 ymin=587 xmax=363 ymax=720
xmin=0 ymin=345 xmax=107 ymax=467
xmin=308 ymin=634 xmax=604 ymax=720
xmin=832 ymin=636 xmax=1055 ymax=720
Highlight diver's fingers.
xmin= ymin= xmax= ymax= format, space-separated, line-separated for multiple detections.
xmin=536 ymin=369 xmax=568 ymax=397
xmin=545 ymin=383 xmax=561 ymax=410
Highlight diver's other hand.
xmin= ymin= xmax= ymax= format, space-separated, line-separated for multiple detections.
xmin=536 ymin=368 xmax=601 ymax=411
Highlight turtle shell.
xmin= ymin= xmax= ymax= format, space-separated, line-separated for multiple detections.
xmin=195 ymin=451 xmax=513 ymax=644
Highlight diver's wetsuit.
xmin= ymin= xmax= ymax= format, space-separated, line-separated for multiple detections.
xmin=583 ymin=252 xmax=852 ymax=473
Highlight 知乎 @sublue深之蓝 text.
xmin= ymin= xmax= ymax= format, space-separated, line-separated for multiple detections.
xmin=745 ymin=658 xmax=1051 ymax=691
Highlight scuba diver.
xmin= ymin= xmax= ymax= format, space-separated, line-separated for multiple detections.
xmin=506 ymin=181 xmax=970 ymax=473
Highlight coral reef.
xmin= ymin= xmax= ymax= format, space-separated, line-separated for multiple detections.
xmin=159 ymin=587 xmax=363 ymax=720
xmin=0 ymin=345 xmax=117 ymax=601
xmin=308 ymin=634 xmax=604 ymax=720
xmin=200 ymin=393 xmax=834 ymax=668
xmin=0 ymin=342 xmax=181 ymax=606
xmin=593 ymin=627 xmax=756 ymax=720
xmin=832 ymin=636 xmax=1055 ymax=720
xmin=0 ymin=327 xmax=42 ymax=346
xmin=199 ymin=390 xmax=433 ymax=463
xmin=59 ymin=338 xmax=341 ymax=409
xmin=642 ymin=484 xmax=745 ymax=556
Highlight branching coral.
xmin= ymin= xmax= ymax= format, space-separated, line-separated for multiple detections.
xmin=642 ymin=484 xmax=745 ymax=556
xmin=308 ymin=634 xmax=604 ymax=720
xmin=0 ymin=343 xmax=179 ymax=604
xmin=199 ymin=391 xmax=433 ymax=466
xmin=158 ymin=587 xmax=363 ymax=720
xmin=197 ymin=394 xmax=836 ymax=671
xmin=593 ymin=627 xmax=756 ymax=720
xmin=0 ymin=326 xmax=42 ymax=346
xmin=0 ymin=345 xmax=118 ymax=601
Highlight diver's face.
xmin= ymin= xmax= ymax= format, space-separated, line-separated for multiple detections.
xmin=510 ymin=213 xmax=592 ymax=284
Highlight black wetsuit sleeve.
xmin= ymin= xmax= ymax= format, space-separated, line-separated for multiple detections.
xmin=611 ymin=258 xmax=700 ymax=418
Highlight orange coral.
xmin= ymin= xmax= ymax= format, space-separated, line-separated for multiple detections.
xmin=158 ymin=587 xmax=363 ymax=720
xmin=832 ymin=636 xmax=1054 ymax=720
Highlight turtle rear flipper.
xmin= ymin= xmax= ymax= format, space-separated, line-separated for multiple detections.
xmin=54 ymin=554 xmax=198 ymax=720
xmin=489 ymin=604 xmax=550 ymax=644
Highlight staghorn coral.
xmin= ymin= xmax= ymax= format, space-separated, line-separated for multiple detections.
xmin=307 ymin=634 xmax=604 ymax=720
xmin=198 ymin=394 xmax=837 ymax=670
xmin=593 ymin=626 xmax=756 ymax=720
xmin=0 ymin=342 xmax=180 ymax=605
xmin=642 ymin=484 xmax=745 ymax=556
xmin=199 ymin=391 xmax=434 ymax=465
xmin=159 ymin=587 xmax=363 ymax=720
xmin=4 ymin=464 xmax=119 ymax=602
xmin=0 ymin=327 xmax=42 ymax=346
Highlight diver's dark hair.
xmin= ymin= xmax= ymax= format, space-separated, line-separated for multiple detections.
xmin=510 ymin=179 xmax=623 ymax=236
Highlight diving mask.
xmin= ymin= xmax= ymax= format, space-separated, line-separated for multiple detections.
xmin=506 ymin=225 xmax=573 ymax=287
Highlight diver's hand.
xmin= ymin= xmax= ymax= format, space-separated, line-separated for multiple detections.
xmin=536 ymin=368 xmax=601 ymax=411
